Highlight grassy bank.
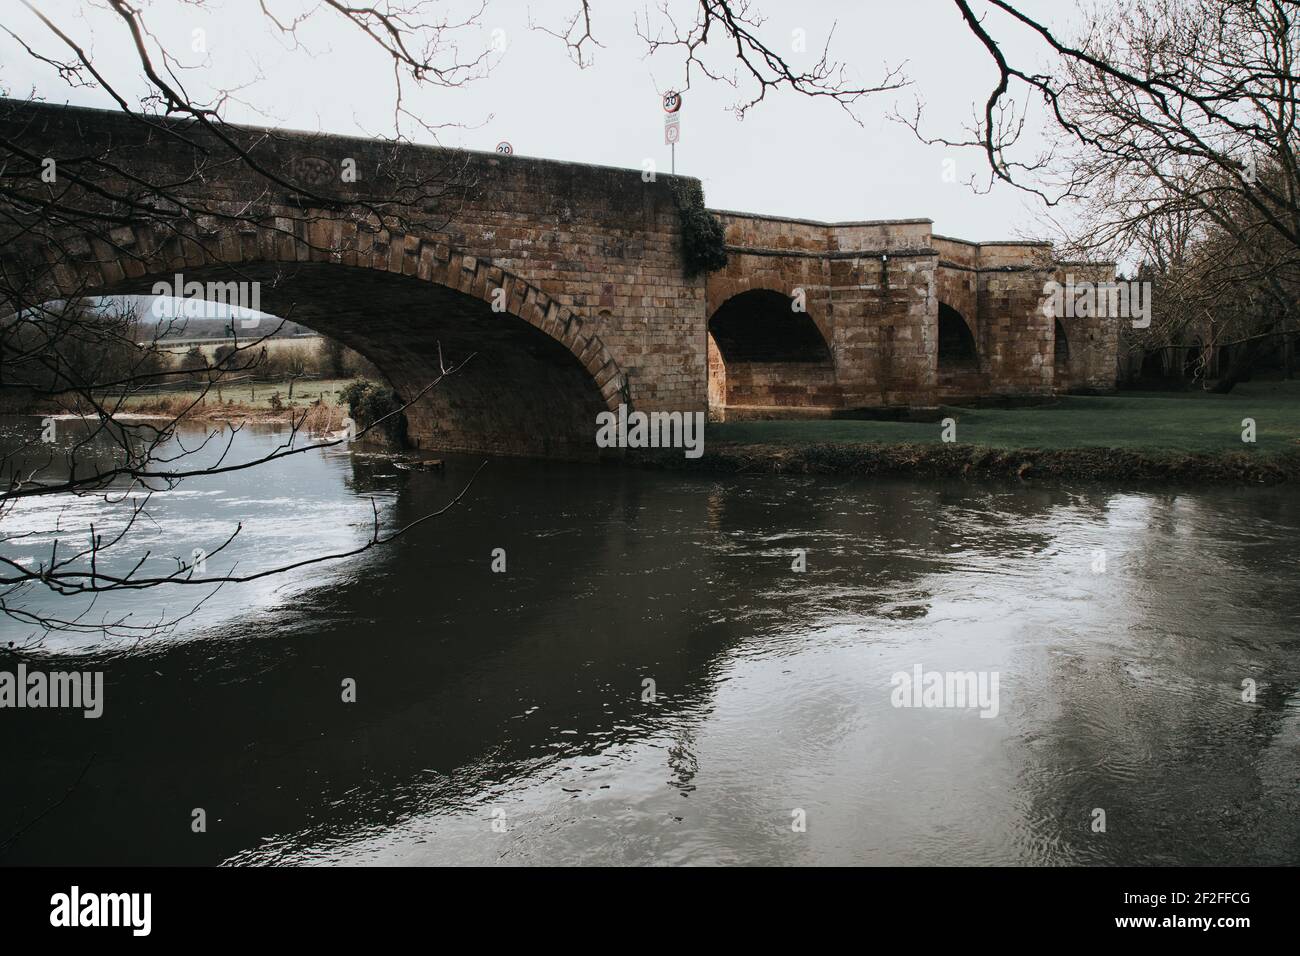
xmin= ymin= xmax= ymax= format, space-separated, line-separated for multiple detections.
xmin=653 ymin=381 xmax=1300 ymax=483
xmin=111 ymin=377 xmax=357 ymax=421
xmin=4 ymin=378 xmax=363 ymax=433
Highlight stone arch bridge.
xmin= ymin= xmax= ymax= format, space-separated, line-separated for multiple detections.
xmin=1 ymin=101 xmax=1118 ymax=458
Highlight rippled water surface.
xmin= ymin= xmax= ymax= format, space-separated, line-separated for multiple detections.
xmin=2 ymin=421 xmax=1298 ymax=865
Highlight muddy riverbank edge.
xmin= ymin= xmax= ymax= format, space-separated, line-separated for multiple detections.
xmin=630 ymin=441 xmax=1300 ymax=484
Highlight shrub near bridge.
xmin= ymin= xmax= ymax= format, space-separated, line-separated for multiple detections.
xmin=339 ymin=380 xmax=406 ymax=446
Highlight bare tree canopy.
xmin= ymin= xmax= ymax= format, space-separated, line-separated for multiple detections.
xmin=0 ymin=1 xmax=501 ymax=640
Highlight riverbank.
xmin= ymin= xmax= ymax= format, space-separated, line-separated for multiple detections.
xmin=643 ymin=382 xmax=1300 ymax=484
xmin=112 ymin=395 xmax=344 ymax=429
xmin=643 ymin=440 xmax=1300 ymax=483
xmin=4 ymin=377 xmax=362 ymax=428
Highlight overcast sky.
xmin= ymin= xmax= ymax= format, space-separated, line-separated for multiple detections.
xmin=1 ymin=0 xmax=1077 ymax=243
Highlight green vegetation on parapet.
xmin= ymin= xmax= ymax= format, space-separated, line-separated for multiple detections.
xmin=681 ymin=382 xmax=1300 ymax=483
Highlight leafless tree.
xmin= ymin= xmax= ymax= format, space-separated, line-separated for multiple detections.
xmin=0 ymin=1 xmax=500 ymax=641
xmin=534 ymin=0 xmax=907 ymax=118
xmin=908 ymin=0 xmax=1300 ymax=388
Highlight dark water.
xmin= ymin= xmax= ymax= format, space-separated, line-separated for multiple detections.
xmin=2 ymin=421 xmax=1299 ymax=865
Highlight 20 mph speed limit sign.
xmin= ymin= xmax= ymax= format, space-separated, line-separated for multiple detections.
xmin=662 ymin=90 xmax=681 ymax=167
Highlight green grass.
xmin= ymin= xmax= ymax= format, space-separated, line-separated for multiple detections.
xmin=114 ymin=377 xmax=359 ymax=412
xmin=709 ymin=380 xmax=1300 ymax=455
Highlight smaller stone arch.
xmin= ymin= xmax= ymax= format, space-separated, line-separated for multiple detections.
xmin=706 ymin=288 xmax=838 ymax=415
xmin=705 ymin=263 xmax=834 ymax=358
xmin=708 ymin=289 xmax=833 ymax=363
xmin=935 ymin=301 xmax=987 ymax=401
xmin=1053 ymin=319 xmax=1072 ymax=391
xmin=937 ymin=302 xmax=978 ymax=369
xmin=1054 ymin=320 xmax=1070 ymax=363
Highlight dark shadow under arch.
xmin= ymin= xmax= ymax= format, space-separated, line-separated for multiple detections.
xmin=1054 ymin=320 xmax=1070 ymax=365
xmin=938 ymin=303 xmax=978 ymax=369
xmin=708 ymin=289 xmax=832 ymax=364
xmin=706 ymin=289 xmax=836 ymax=410
xmin=91 ymin=260 xmax=615 ymax=459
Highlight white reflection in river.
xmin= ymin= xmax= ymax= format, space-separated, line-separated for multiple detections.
xmin=3 ymin=423 xmax=1298 ymax=866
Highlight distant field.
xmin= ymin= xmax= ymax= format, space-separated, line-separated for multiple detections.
xmin=164 ymin=337 xmax=320 ymax=357
xmin=709 ymin=381 xmax=1300 ymax=455
xmin=114 ymin=377 xmax=360 ymax=413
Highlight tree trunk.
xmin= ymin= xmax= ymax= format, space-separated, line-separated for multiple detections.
xmin=1210 ymin=330 xmax=1273 ymax=393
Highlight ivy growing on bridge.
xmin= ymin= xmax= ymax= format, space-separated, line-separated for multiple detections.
xmin=671 ymin=179 xmax=729 ymax=278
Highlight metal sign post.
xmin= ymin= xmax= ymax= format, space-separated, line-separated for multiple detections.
xmin=662 ymin=91 xmax=681 ymax=173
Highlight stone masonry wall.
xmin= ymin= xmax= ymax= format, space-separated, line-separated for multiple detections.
xmin=708 ymin=216 xmax=1100 ymax=413
xmin=1051 ymin=262 xmax=1123 ymax=392
xmin=1 ymin=100 xmax=1120 ymax=458
xmin=0 ymin=99 xmax=707 ymax=458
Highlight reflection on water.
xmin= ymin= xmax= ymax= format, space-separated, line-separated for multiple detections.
xmin=1 ymin=419 xmax=1298 ymax=865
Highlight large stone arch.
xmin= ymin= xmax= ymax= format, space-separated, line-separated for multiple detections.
xmin=8 ymin=221 xmax=628 ymax=459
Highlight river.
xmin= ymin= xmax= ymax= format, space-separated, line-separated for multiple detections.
xmin=2 ymin=419 xmax=1298 ymax=865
